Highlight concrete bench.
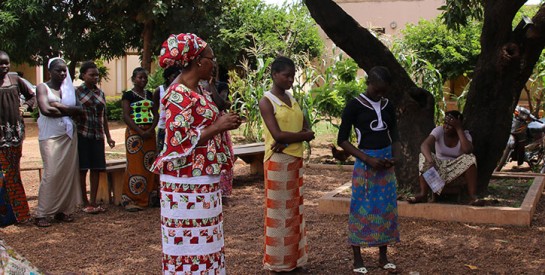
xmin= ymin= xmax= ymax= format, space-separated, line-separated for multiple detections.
xmin=233 ymin=142 xmax=265 ymax=175
xmin=96 ymin=160 xmax=126 ymax=205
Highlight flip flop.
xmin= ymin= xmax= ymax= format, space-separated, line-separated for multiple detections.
xmin=381 ymin=263 xmax=399 ymax=274
xmin=469 ymin=198 xmax=485 ymax=206
xmin=82 ymin=206 xmax=100 ymax=214
xmin=54 ymin=213 xmax=74 ymax=222
xmin=407 ymin=196 xmax=427 ymax=204
xmin=34 ymin=218 xmax=51 ymax=227
xmin=96 ymin=205 xmax=107 ymax=213
xmin=353 ymin=267 xmax=368 ymax=274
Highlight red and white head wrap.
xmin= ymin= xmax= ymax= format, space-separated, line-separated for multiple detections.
xmin=159 ymin=33 xmax=207 ymax=68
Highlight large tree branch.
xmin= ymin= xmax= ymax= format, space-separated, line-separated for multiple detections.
xmin=304 ymin=0 xmax=415 ymax=104
xmin=304 ymin=0 xmax=436 ymax=190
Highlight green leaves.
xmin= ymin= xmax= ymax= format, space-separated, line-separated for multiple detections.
xmin=439 ymin=0 xmax=483 ymax=31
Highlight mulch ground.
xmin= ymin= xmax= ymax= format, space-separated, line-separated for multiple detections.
xmin=1 ymin=123 xmax=544 ymax=274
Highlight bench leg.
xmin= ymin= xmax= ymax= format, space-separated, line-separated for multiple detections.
xmin=250 ymin=161 xmax=264 ymax=176
xmin=110 ymin=171 xmax=125 ymax=206
xmin=96 ymin=172 xmax=110 ymax=204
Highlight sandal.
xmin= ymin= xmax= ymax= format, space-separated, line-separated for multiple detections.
xmin=82 ymin=206 xmax=100 ymax=214
xmin=54 ymin=213 xmax=74 ymax=222
xmin=353 ymin=267 xmax=368 ymax=274
xmin=34 ymin=218 xmax=51 ymax=227
xmin=469 ymin=198 xmax=485 ymax=207
xmin=407 ymin=196 xmax=427 ymax=204
xmin=380 ymin=262 xmax=400 ymax=274
xmin=124 ymin=204 xmax=143 ymax=212
xmin=96 ymin=205 xmax=107 ymax=213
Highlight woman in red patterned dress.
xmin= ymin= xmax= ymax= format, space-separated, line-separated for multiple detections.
xmin=152 ymin=33 xmax=242 ymax=274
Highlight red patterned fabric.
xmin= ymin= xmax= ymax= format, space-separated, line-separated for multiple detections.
xmin=151 ymin=83 xmax=233 ymax=178
xmin=263 ymin=153 xmax=307 ymax=272
xmin=159 ymin=33 xmax=207 ymax=69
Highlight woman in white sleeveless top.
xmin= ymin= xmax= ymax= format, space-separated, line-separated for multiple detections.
xmin=34 ymin=58 xmax=82 ymax=227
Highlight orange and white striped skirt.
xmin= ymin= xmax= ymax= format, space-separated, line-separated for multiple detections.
xmin=263 ymin=153 xmax=307 ymax=272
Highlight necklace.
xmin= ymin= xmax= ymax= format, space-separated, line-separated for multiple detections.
xmin=132 ymin=89 xmax=146 ymax=100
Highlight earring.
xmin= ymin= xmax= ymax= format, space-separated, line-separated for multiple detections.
xmin=198 ymin=63 xmax=202 ymax=67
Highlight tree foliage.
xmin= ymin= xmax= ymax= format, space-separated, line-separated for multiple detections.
xmin=304 ymin=0 xmax=545 ymax=191
xmin=211 ymin=0 xmax=323 ymax=70
xmin=400 ymin=18 xmax=481 ymax=80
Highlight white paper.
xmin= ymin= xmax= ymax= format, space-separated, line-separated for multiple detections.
xmin=422 ymin=167 xmax=445 ymax=194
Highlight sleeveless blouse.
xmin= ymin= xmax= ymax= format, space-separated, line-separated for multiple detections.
xmin=262 ymin=91 xmax=304 ymax=161
xmin=37 ymin=85 xmax=73 ymax=141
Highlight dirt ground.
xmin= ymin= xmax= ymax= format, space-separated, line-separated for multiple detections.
xmin=1 ymin=122 xmax=545 ymax=274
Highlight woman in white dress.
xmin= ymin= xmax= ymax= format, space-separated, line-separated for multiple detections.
xmin=34 ymin=58 xmax=83 ymax=227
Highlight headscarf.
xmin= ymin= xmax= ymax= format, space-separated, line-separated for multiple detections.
xmin=48 ymin=57 xmax=76 ymax=139
xmin=159 ymin=33 xmax=207 ymax=68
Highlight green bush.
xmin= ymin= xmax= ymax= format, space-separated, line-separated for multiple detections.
xmin=106 ymin=96 xmax=123 ymax=121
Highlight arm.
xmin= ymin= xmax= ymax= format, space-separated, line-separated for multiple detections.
xmin=258 ymin=97 xmax=314 ymax=144
xmin=102 ymin=94 xmax=115 ymax=148
xmin=51 ymin=96 xmax=82 ymax=116
xmin=36 ymin=84 xmax=63 ymax=117
xmin=144 ymin=91 xmax=159 ymax=138
xmin=337 ymin=101 xmax=388 ymax=170
xmin=16 ymin=76 xmax=35 ymax=110
xmin=420 ymin=135 xmax=436 ymax=163
xmin=196 ymin=112 xmax=241 ymax=146
xmin=121 ymin=99 xmax=145 ymax=136
xmin=448 ymin=115 xmax=473 ymax=153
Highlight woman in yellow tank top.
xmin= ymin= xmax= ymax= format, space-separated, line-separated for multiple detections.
xmin=258 ymin=56 xmax=315 ymax=272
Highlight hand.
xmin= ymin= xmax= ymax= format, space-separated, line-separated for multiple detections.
xmin=365 ymin=157 xmax=390 ymax=170
xmin=385 ymin=158 xmax=396 ymax=167
xmin=271 ymin=142 xmax=288 ymax=153
xmin=216 ymin=112 xmax=241 ymax=131
xmin=107 ymin=138 xmax=116 ymax=148
xmin=445 ymin=114 xmax=463 ymax=131
xmin=301 ymin=129 xmax=315 ymax=141
xmin=141 ymin=130 xmax=153 ymax=140
xmin=421 ymin=160 xmax=436 ymax=172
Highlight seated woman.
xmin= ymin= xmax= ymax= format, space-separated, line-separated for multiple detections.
xmin=408 ymin=110 xmax=484 ymax=206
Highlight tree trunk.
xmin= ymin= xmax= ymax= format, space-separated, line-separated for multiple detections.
xmin=463 ymin=1 xmax=545 ymax=192
xmin=305 ymin=0 xmax=436 ymax=190
xmin=141 ymin=20 xmax=155 ymax=72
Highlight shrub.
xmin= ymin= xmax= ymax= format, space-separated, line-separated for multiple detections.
xmin=106 ymin=96 xmax=123 ymax=121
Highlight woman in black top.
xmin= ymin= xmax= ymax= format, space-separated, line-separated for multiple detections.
xmin=337 ymin=66 xmax=400 ymax=274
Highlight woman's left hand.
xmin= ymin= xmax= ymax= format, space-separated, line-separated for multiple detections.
xmin=271 ymin=142 xmax=288 ymax=153
xmin=107 ymin=137 xmax=116 ymax=148
xmin=446 ymin=114 xmax=463 ymax=130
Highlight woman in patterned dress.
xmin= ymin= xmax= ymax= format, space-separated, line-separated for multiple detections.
xmin=151 ymin=33 xmax=241 ymax=274
xmin=0 ymin=51 xmax=34 ymax=226
xmin=259 ymin=56 xmax=315 ymax=272
xmin=337 ymin=66 xmax=400 ymax=274
xmin=121 ymin=67 xmax=158 ymax=211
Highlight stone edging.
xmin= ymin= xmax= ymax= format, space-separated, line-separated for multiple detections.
xmin=318 ymin=174 xmax=545 ymax=226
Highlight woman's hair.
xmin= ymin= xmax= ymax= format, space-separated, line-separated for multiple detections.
xmin=367 ymin=66 xmax=392 ymax=85
xmin=445 ymin=110 xmax=463 ymax=121
xmin=163 ymin=66 xmax=181 ymax=82
xmin=131 ymin=67 xmax=148 ymax=80
xmin=48 ymin=58 xmax=65 ymax=70
xmin=79 ymin=61 xmax=97 ymax=80
xmin=271 ymin=56 xmax=295 ymax=76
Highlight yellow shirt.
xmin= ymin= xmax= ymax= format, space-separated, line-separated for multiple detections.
xmin=262 ymin=91 xmax=304 ymax=161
